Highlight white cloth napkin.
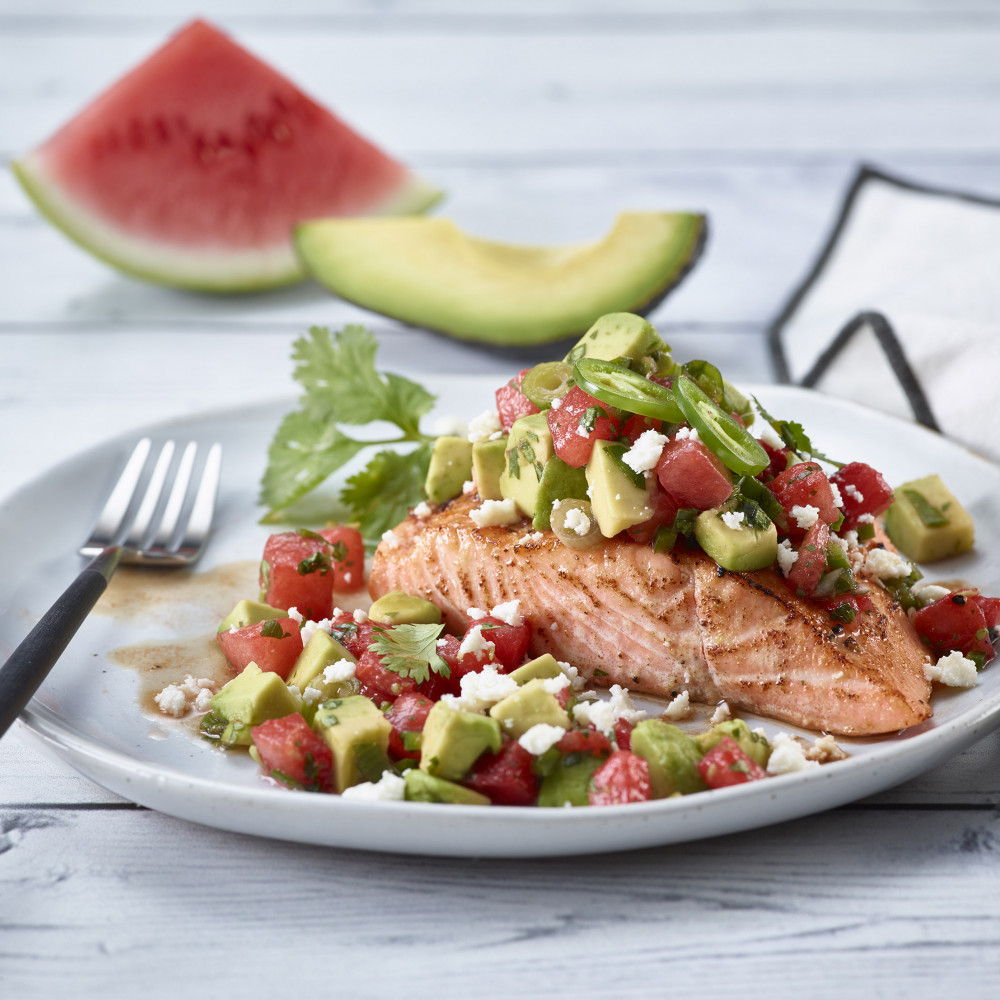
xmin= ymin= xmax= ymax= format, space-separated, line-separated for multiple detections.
xmin=769 ymin=166 xmax=1000 ymax=464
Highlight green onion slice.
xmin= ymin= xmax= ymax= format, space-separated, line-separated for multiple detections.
xmin=572 ymin=358 xmax=684 ymax=422
xmin=671 ymin=376 xmax=769 ymax=476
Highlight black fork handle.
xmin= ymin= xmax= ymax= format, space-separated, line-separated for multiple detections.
xmin=0 ymin=547 xmax=123 ymax=739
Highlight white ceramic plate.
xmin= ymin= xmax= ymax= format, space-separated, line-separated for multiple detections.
xmin=4 ymin=378 xmax=1000 ymax=857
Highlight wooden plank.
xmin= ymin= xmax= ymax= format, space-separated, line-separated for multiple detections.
xmin=0 ymin=805 xmax=998 ymax=995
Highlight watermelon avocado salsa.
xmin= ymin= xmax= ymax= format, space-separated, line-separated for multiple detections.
xmin=156 ymin=313 xmax=998 ymax=806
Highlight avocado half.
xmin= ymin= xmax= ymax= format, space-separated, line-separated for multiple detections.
xmin=293 ymin=211 xmax=707 ymax=346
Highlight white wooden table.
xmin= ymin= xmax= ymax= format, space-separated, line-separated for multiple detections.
xmin=3 ymin=3 xmax=999 ymax=996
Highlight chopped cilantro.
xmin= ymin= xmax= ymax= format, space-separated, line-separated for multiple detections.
xmin=753 ymin=396 xmax=843 ymax=468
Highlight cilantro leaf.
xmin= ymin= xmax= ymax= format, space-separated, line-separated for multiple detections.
xmin=369 ymin=623 xmax=451 ymax=684
xmin=752 ymin=396 xmax=843 ymax=468
xmin=259 ymin=409 xmax=369 ymax=517
xmin=341 ymin=444 xmax=433 ymax=545
xmin=293 ymin=325 xmax=435 ymax=433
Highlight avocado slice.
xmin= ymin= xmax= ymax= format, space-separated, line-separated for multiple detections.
xmin=293 ymin=212 xmax=708 ymax=346
xmin=204 ymin=663 xmax=300 ymax=747
xmin=488 ymin=679 xmax=572 ymax=739
xmin=631 ymin=720 xmax=707 ymax=798
xmin=419 ymin=702 xmax=503 ymax=781
xmin=404 ymin=769 xmax=491 ymax=805
xmin=472 ymin=436 xmax=509 ymax=501
xmin=884 ymin=474 xmax=975 ymax=562
xmin=586 ymin=440 xmax=655 ymax=538
xmin=368 ymin=590 xmax=443 ymax=626
xmin=695 ymin=719 xmax=771 ymax=768
xmin=312 ymin=695 xmax=393 ymax=793
xmin=532 ymin=456 xmax=589 ymax=532
xmin=217 ymin=599 xmax=288 ymax=633
xmin=564 ymin=312 xmax=666 ymax=364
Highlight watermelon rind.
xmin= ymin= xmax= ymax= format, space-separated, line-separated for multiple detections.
xmin=12 ymin=153 xmax=443 ymax=294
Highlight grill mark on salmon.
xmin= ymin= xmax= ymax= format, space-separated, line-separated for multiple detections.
xmin=369 ymin=493 xmax=933 ymax=735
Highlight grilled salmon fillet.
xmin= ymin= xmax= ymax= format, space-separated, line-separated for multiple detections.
xmin=369 ymin=493 xmax=933 ymax=736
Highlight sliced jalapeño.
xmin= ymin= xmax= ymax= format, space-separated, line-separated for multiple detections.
xmin=572 ymin=358 xmax=684 ymax=422
xmin=671 ymin=376 xmax=769 ymax=476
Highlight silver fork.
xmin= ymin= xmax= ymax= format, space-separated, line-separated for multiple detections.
xmin=0 ymin=438 xmax=223 ymax=738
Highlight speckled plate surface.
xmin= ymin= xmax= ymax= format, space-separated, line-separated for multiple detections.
xmin=4 ymin=379 xmax=1000 ymax=857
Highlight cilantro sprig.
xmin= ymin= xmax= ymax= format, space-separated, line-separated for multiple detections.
xmin=259 ymin=326 xmax=437 ymax=544
xmin=369 ymin=623 xmax=451 ymax=685
xmin=753 ymin=396 xmax=843 ymax=468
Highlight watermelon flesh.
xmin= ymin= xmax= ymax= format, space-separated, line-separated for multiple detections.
xmin=13 ymin=19 xmax=442 ymax=291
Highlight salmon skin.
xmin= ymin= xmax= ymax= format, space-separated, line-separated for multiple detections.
xmin=369 ymin=493 xmax=933 ymax=736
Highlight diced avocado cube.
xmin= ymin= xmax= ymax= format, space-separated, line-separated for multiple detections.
xmin=207 ymin=663 xmax=300 ymax=747
xmin=286 ymin=631 xmax=359 ymax=716
xmin=489 ymin=679 xmax=571 ymax=739
xmin=419 ymin=702 xmax=503 ymax=781
xmin=695 ymin=718 xmax=771 ymax=768
xmin=537 ymin=753 xmax=605 ymax=808
xmin=564 ymin=312 xmax=665 ymax=365
xmin=884 ymin=474 xmax=975 ymax=562
xmin=586 ymin=439 xmax=655 ymax=538
xmin=425 ymin=435 xmax=474 ymax=505
xmin=532 ymin=456 xmax=589 ymax=531
xmin=630 ymin=720 xmax=707 ymax=798
xmin=217 ymin=599 xmax=288 ymax=634
xmin=499 ymin=412 xmax=555 ymax=519
xmin=510 ymin=653 xmax=565 ymax=686
xmin=368 ymin=590 xmax=442 ymax=626
xmin=404 ymin=769 xmax=491 ymax=805
xmin=313 ymin=695 xmax=393 ymax=793
xmin=694 ymin=507 xmax=778 ymax=572
xmin=472 ymin=437 xmax=508 ymax=501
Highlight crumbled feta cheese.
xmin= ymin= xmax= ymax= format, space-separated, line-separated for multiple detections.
xmin=557 ymin=660 xmax=586 ymax=692
xmin=458 ymin=624 xmax=496 ymax=660
xmin=756 ymin=419 xmax=785 ymax=450
xmin=911 ymin=580 xmax=952 ymax=604
xmin=285 ymin=684 xmax=304 ymax=711
xmin=790 ymin=505 xmax=820 ymax=530
xmin=300 ymin=617 xmax=334 ymax=647
xmin=663 ymin=690 xmax=692 ymax=720
xmin=380 ymin=529 xmax=401 ymax=549
xmin=776 ymin=538 xmax=799 ymax=577
xmin=412 ymin=501 xmax=432 ymax=519
xmin=463 ymin=479 xmax=476 ymax=494
xmin=571 ymin=685 xmax=647 ymax=735
xmin=287 ymin=606 xmax=304 ymax=625
xmin=828 ymin=481 xmax=844 ymax=508
xmin=154 ymin=685 xmax=188 ymax=718
xmin=470 ymin=498 xmax=520 ymax=528
xmin=514 ymin=531 xmax=544 ymax=548
xmin=193 ymin=688 xmax=214 ymax=712
xmin=925 ymin=650 xmax=978 ymax=688
xmin=843 ymin=483 xmax=864 ymax=503
xmin=540 ymin=674 xmax=571 ymax=696
xmin=518 ymin=723 xmax=567 ymax=755
xmin=550 ymin=396 xmax=563 ymax=410
xmin=622 ymin=430 xmax=668 ymax=474
xmin=766 ymin=732 xmax=820 ymax=775
xmin=466 ymin=606 xmax=487 ymax=621
xmin=576 ymin=423 xmax=591 ymax=439
xmin=352 ymin=608 xmax=368 ymax=625
xmin=434 ymin=416 xmax=469 ymax=438
xmin=864 ymin=547 xmax=912 ymax=581
xmin=709 ymin=701 xmax=732 ymax=725
xmin=562 ymin=506 xmax=592 ymax=536
xmin=490 ymin=600 xmax=523 ymax=627
xmin=302 ymin=685 xmax=324 ymax=706
xmin=805 ymin=734 xmax=848 ymax=763
xmin=467 ymin=409 xmax=503 ymax=443
xmin=721 ymin=511 xmax=745 ymax=531
xmin=673 ymin=426 xmax=700 ymax=443
xmin=840 ymin=529 xmax=860 ymax=550
xmin=227 ymin=624 xmax=238 ymax=634
xmin=449 ymin=665 xmax=519 ymax=713
xmin=323 ymin=659 xmax=357 ymax=684
xmin=857 ymin=513 xmax=875 ymax=524
xmin=340 ymin=771 xmax=407 ymax=801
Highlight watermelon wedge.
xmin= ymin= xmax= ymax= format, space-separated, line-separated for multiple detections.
xmin=12 ymin=19 xmax=442 ymax=292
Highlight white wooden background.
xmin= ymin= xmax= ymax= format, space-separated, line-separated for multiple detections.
xmin=3 ymin=2 xmax=1000 ymax=997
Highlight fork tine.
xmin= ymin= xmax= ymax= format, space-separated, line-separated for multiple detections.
xmin=122 ymin=440 xmax=175 ymax=550
xmin=172 ymin=442 xmax=223 ymax=560
xmin=150 ymin=441 xmax=197 ymax=550
xmin=82 ymin=438 xmax=151 ymax=553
